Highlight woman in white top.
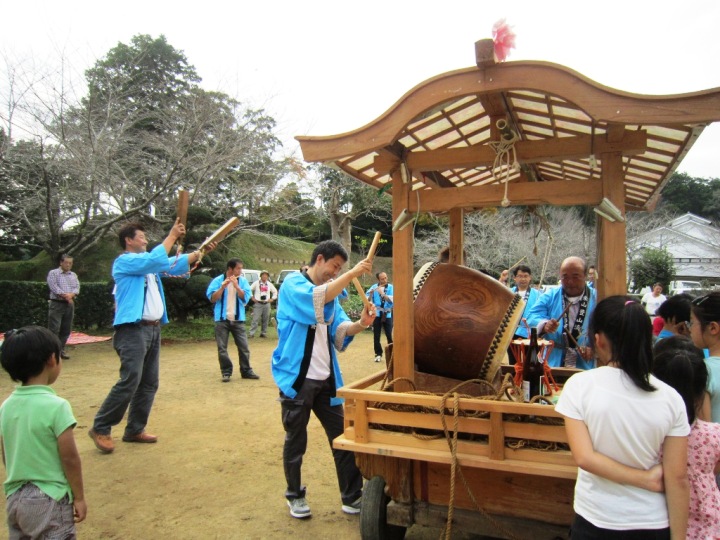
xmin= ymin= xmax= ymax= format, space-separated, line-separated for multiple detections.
xmin=556 ymin=296 xmax=690 ymax=539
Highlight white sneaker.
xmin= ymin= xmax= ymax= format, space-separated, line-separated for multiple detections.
xmin=374 ymin=355 xmax=382 ymax=363
xmin=341 ymin=497 xmax=361 ymax=514
xmin=288 ymin=497 xmax=311 ymax=518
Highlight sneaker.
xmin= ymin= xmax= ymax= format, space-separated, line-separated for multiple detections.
xmin=260 ymin=334 xmax=267 ymax=338
xmin=221 ymin=374 xmax=231 ymax=383
xmin=374 ymin=355 xmax=382 ymax=363
xmin=287 ymin=497 xmax=311 ymax=518
xmin=341 ymin=497 xmax=361 ymax=515
xmin=60 ymin=351 xmax=70 ymax=360
xmin=88 ymin=429 xmax=115 ymax=454
xmin=241 ymin=371 xmax=260 ymax=380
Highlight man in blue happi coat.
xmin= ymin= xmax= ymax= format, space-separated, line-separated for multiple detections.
xmin=89 ymin=219 xmax=213 ymax=454
xmin=524 ymin=256 xmax=597 ymax=370
xmin=272 ymin=240 xmax=375 ymax=519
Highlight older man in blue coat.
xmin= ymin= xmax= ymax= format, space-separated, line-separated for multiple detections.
xmin=525 ymin=256 xmax=597 ymax=369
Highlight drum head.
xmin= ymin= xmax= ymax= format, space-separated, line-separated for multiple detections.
xmin=413 ymin=262 xmax=524 ymax=382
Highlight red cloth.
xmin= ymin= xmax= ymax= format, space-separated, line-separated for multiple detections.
xmin=0 ymin=331 xmax=110 ymax=344
xmin=652 ymin=316 xmax=664 ymax=336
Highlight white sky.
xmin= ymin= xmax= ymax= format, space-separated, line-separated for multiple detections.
xmin=4 ymin=0 xmax=720 ymax=178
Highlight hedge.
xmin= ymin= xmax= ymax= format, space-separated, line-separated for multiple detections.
xmin=0 ymin=275 xmax=215 ymax=333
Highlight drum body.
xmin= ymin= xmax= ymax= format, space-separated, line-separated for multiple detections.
xmin=413 ymin=262 xmax=523 ymax=382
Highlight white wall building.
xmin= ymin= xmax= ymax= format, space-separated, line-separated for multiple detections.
xmin=629 ymin=213 xmax=720 ymax=283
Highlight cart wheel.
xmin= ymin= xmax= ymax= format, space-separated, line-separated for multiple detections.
xmin=361 ymin=476 xmax=407 ymax=540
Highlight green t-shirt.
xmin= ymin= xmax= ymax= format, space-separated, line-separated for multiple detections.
xmin=0 ymin=385 xmax=77 ymax=501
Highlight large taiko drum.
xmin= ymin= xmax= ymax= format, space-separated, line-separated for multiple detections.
xmin=412 ymin=262 xmax=524 ymax=382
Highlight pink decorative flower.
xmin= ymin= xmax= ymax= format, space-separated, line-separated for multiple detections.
xmin=492 ymin=19 xmax=516 ymax=62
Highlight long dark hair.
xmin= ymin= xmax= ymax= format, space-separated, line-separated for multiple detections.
xmin=589 ymin=295 xmax=655 ymax=391
xmin=653 ymin=335 xmax=707 ymax=424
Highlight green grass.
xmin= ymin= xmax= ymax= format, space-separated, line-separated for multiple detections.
xmin=157 ymin=318 xmax=218 ymax=341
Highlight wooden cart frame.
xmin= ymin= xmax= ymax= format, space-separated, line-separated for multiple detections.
xmin=297 ymin=39 xmax=720 ymax=538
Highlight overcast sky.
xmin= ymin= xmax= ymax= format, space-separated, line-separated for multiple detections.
xmin=4 ymin=0 xmax=720 ymax=178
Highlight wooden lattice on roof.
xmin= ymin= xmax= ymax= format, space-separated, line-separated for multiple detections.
xmin=298 ymin=52 xmax=720 ymax=212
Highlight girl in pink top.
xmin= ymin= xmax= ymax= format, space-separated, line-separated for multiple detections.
xmin=653 ymin=336 xmax=720 ymax=539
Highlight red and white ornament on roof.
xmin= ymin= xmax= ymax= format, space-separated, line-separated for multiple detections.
xmin=492 ymin=19 xmax=516 ymax=62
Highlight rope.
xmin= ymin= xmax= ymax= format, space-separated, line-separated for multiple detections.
xmin=374 ymin=372 xmax=566 ymax=539
xmin=487 ymin=129 xmax=520 ymax=208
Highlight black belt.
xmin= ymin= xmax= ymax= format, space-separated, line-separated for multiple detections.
xmin=50 ymin=298 xmax=68 ymax=303
xmin=139 ymin=320 xmax=161 ymax=326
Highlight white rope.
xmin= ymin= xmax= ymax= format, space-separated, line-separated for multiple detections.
xmin=487 ymin=130 xmax=520 ymax=207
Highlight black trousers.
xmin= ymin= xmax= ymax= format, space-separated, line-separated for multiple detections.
xmin=279 ymin=378 xmax=363 ymax=505
xmin=570 ymin=513 xmax=670 ymax=540
xmin=373 ymin=315 xmax=393 ymax=356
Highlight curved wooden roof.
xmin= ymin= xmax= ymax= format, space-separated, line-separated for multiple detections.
xmin=297 ymin=54 xmax=720 ymax=211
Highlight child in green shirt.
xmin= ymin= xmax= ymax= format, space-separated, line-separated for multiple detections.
xmin=0 ymin=326 xmax=86 ymax=538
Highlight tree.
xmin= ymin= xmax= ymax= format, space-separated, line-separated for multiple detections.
xmin=0 ymin=35 xmax=296 ymax=261
xmin=414 ymin=206 xmax=594 ymax=283
xmin=311 ymin=164 xmax=391 ymax=257
xmin=659 ymin=172 xmax=720 ymax=220
xmin=628 ymin=247 xmax=675 ymax=292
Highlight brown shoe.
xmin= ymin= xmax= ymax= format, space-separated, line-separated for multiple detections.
xmin=122 ymin=432 xmax=158 ymax=444
xmin=88 ymin=429 xmax=114 ymax=454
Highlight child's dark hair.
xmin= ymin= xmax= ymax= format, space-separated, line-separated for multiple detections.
xmin=691 ymin=291 xmax=720 ymax=331
xmin=589 ymin=296 xmax=655 ymax=391
xmin=0 ymin=326 xmax=62 ymax=383
xmin=652 ymin=335 xmax=707 ymax=424
xmin=656 ymin=293 xmax=692 ymax=323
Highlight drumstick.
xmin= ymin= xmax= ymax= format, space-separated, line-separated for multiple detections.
xmin=545 ymin=299 xmax=576 ymax=333
xmin=366 ymin=232 xmax=382 ymax=261
xmin=351 ymin=278 xmax=372 ymax=310
xmin=176 ymin=190 xmax=189 ymax=244
xmin=176 ymin=190 xmax=189 ymax=228
xmin=198 ymin=217 xmax=240 ymax=252
xmin=507 ymin=255 xmax=526 ymax=270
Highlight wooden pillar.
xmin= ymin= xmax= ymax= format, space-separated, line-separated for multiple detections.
xmin=391 ymin=169 xmax=414 ymax=390
xmin=448 ymin=208 xmax=464 ymax=265
xmin=596 ymin=150 xmax=627 ymax=299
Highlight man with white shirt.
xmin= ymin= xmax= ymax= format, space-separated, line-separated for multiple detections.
xmin=89 ymin=219 xmax=212 ymax=454
xmin=271 ymin=240 xmax=375 ymax=519
xmin=525 ymin=256 xmax=597 ymax=369
xmin=207 ymin=259 xmax=260 ymax=383
xmin=249 ymin=270 xmax=278 ymax=338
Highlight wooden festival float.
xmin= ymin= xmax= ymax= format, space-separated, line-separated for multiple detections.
xmin=297 ymin=37 xmax=720 ymax=539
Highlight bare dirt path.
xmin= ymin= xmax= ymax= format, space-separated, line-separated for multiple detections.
xmin=0 ymin=330 xmax=485 ymax=540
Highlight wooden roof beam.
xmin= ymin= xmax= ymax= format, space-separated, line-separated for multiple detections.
xmin=408 ymin=179 xmax=604 ymax=213
xmin=374 ymin=130 xmax=646 ymax=174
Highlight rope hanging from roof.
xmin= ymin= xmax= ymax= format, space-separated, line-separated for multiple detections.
xmin=487 ymin=119 xmax=520 ymax=207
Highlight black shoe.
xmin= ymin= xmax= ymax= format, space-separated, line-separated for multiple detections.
xmin=60 ymin=351 xmax=70 ymax=360
xmin=222 ymin=374 xmax=231 ymax=383
xmin=260 ymin=334 xmax=267 ymax=338
xmin=241 ymin=371 xmax=260 ymax=380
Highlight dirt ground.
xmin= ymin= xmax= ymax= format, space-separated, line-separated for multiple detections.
xmin=0 ymin=329 xmax=487 ymax=540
